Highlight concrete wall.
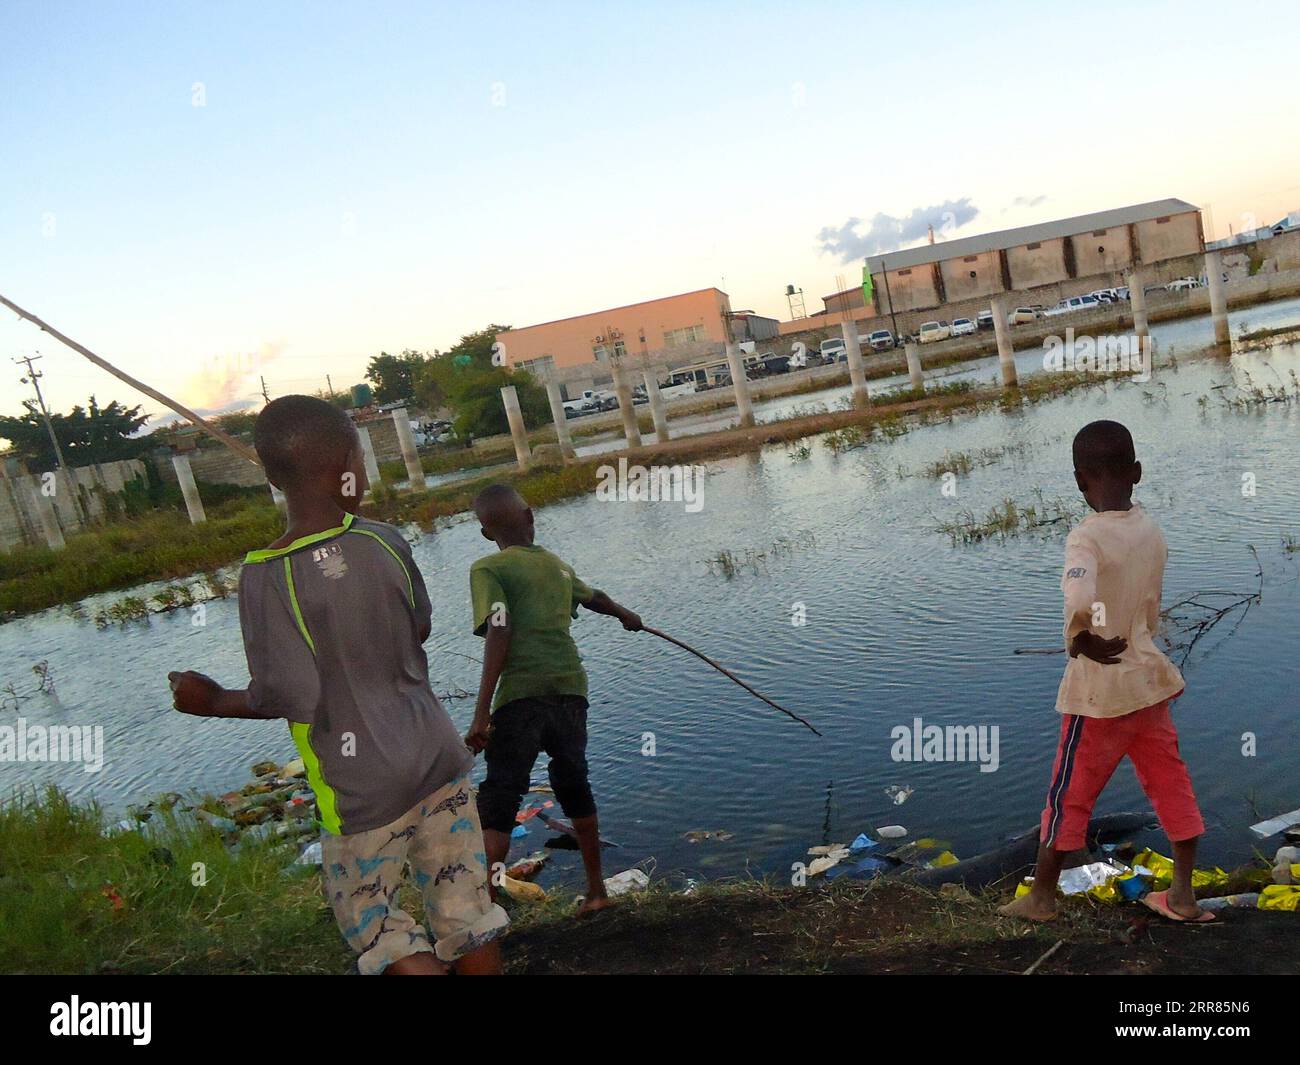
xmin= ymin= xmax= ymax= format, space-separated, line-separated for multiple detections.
xmin=879 ymin=263 xmax=941 ymax=312
xmin=1070 ymin=225 xmax=1134 ymax=277
xmin=0 ymin=457 xmax=149 ymax=551
xmin=938 ymin=249 xmax=1003 ymax=302
xmin=1133 ymin=210 xmax=1203 ymax=262
xmin=1006 ymin=237 xmax=1070 ymax=288
xmin=153 ymin=445 xmax=267 ymax=488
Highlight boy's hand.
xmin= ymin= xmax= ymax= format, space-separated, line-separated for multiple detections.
xmin=168 ymin=671 xmax=223 ymax=715
xmin=1070 ymin=631 xmax=1128 ymax=665
xmin=618 ymin=609 xmax=643 ymax=632
xmin=465 ymin=711 xmax=493 ymax=754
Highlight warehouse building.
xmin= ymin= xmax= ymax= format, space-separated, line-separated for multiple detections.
xmin=824 ymin=199 xmax=1204 ymax=318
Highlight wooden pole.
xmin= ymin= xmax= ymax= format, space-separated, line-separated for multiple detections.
xmin=0 ymin=293 xmax=261 ymax=466
xmin=644 ymin=625 xmax=821 ymax=737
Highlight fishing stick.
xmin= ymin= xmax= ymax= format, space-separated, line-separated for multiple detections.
xmin=1012 ymin=647 xmax=1066 ymax=655
xmin=0 ymin=292 xmax=262 ymax=467
xmin=643 ymin=625 xmax=822 ymax=737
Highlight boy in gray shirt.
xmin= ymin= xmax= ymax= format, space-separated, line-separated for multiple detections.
xmin=169 ymin=395 xmax=507 ymax=974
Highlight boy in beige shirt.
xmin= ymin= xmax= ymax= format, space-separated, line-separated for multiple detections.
xmin=1001 ymin=420 xmax=1209 ymax=923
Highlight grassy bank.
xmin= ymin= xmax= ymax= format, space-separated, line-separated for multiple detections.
xmin=3 ymin=787 xmax=1292 ymax=975
xmin=0 ymin=500 xmax=284 ymax=617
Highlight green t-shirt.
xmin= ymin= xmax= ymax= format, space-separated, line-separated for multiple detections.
xmin=470 ymin=545 xmax=595 ymax=710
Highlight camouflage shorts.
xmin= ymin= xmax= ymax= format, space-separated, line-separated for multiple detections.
xmin=321 ymin=775 xmax=509 ymax=973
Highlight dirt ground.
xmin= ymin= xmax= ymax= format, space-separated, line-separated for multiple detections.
xmin=503 ymin=880 xmax=1297 ymax=975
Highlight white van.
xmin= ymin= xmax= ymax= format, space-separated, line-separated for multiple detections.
xmin=918 ymin=320 xmax=952 ymax=344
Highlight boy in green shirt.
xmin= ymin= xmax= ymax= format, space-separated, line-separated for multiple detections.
xmin=466 ymin=484 xmax=642 ymax=915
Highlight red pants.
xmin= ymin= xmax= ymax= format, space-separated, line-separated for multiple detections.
xmin=1040 ymin=697 xmax=1204 ymax=851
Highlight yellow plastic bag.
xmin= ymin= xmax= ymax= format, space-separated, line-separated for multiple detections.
xmin=1257 ymin=885 xmax=1300 ymax=912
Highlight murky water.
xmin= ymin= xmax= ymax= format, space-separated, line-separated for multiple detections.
xmin=3 ymin=302 xmax=1298 ymax=889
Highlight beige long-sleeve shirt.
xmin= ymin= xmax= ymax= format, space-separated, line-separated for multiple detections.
xmin=1056 ymin=505 xmax=1184 ymax=718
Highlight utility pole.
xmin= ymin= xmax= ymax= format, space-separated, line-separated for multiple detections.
xmin=14 ymin=354 xmax=70 ymax=471
xmin=260 ymin=376 xmax=270 ymax=403
xmin=326 ymin=374 xmax=335 ymax=398
xmin=15 ymin=352 xmax=86 ymax=525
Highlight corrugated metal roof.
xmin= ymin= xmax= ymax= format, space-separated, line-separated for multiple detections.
xmin=865 ymin=199 xmax=1199 ymax=273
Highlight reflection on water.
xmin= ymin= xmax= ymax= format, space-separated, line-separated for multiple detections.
xmin=3 ymin=307 xmax=1299 ymax=886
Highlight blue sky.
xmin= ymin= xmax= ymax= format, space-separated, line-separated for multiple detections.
xmin=2 ymin=0 xmax=1297 ymax=420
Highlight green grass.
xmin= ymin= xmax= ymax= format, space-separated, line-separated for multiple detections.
xmin=0 ymin=787 xmax=349 ymax=974
xmin=0 ymin=501 xmax=283 ymax=616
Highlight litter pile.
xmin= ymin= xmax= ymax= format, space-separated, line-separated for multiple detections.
xmin=802 ymin=828 xmax=959 ymax=882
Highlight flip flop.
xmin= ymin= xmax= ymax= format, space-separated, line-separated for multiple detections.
xmin=1142 ymin=889 xmax=1216 ymax=923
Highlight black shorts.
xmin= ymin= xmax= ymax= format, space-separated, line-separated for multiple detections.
xmin=476 ymin=694 xmax=596 ymax=833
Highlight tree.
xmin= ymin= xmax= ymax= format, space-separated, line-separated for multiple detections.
xmin=413 ymin=325 xmax=511 ymax=412
xmin=446 ymin=366 xmax=551 ymax=439
xmin=364 ymin=350 xmax=429 ymax=404
xmin=0 ymin=395 xmax=150 ymax=471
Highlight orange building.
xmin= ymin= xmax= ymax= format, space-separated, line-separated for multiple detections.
xmin=495 ymin=288 xmax=734 ymax=384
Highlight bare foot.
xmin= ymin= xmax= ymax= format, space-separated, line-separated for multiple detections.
xmin=998 ymin=892 xmax=1058 ymax=922
xmin=577 ymin=894 xmax=613 ymax=917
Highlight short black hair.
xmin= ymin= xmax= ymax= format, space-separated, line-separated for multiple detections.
xmin=254 ymin=395 xmax=356 ymax=487
xmin=1072 ymin=419 xmax=1136 ymax=476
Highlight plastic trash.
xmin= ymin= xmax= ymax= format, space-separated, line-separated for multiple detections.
xmin=1249 ymin=807 xmax=1300 ymax=839
xmin=877 ymin=825 xmax=907 ymax=840
xmin=505 ymin=852 xmax=549 ymax=880
xmin=510 ymin=823 xmax=529 ymax=840
xmin=1059 ymin=860 xmax=1129 ymax=896
xmin=1200 ymin=893 xmax=1259 ymax=912
xmin=501 ymin=875 xmax=547 ymax=902
xmin=295 ymin=840 xmax=322 ymax=866
xmin=825 ymin=855 xmax=890 ymax=881
xmin=1257 ymin=885 xmax=1300 ymax=912
xmin=848 ymin=833 xmax=880 ymax=852
xmin=1272 ymin=846 xmax=1300 ymax=885
xmin=884 ymin=784 xmax=914 ymax=806
xmin=807 ymin=843 xmax=847 ymax=856
xmin=807 ymin=854 xmax=846 ymax=877
xmin=604 ymin=868 xmax=650 ymax=897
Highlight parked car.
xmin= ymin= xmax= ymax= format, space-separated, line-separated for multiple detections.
xmin=918 ymin=320 xmax=952 ymax=344
xmin=819 ymin=337 xmax=847 ymax=362
xmin=976 ymin=310 xmax=995 ymax=330
xmin=1008 ymin=306 xmax=1042 ymax=325
xmin=757 ymin=353 xmax=791 ymax=375
xmin=866 ymin=329 xmax=895 ymax=352
xmin=950 ymin=317 xmax=976 ymax=337
xmin=1165 ymin=276 xmax=1201 ymax=293
xmin=1044 ymin=294 xmax=1102 ymax=317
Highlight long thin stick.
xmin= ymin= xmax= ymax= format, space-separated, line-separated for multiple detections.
xmin=0 ymin=292 xmax=261 ymax=466
xmin=644 ymin=625 xmax=821 ymax=737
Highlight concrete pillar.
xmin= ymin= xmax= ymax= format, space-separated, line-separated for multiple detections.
xmin=841 ymin=318 xmax=870 ymax=407
xmin=1129 ymin=268 xmax=1150 ymax=342
xmin=610 ymin=359 xmax=642 ymax=449
xmin=171 ymin=453 xmax=207 ymax=525
xmin=905 ymin=341 xmax=924 ymax=391
xmin=391 ymin=407 xmax=425 ymax=488
xmin=500 ymin=386 xmax=532 ymax=472
xmin=356 ymin=426 xmax=383 ymax=490
xmin=24 ymin=475 xmax=65 ymax=549
xmin=990 ymin=295 xmax=1018 ymax=388
xmin=643 ymin=370 xmax=671 ymax=443
xmin=1206 ymin=250 xmax=1229 ymax=346
xmin=544 ymin=379 xmax=576 ymax=458
xmin=724 ymin=342 xmax=755 ymax=427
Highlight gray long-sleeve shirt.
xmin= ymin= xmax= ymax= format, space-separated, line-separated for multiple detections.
xmin=238 ymin=512 xmax=471 ymax=835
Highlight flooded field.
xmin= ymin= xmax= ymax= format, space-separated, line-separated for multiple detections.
xmin=3 ymin=310 xmax=1298 ymax=890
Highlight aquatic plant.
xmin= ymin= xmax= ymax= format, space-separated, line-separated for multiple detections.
xmin=934 ymin=490 xmax=1083 ymax=545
